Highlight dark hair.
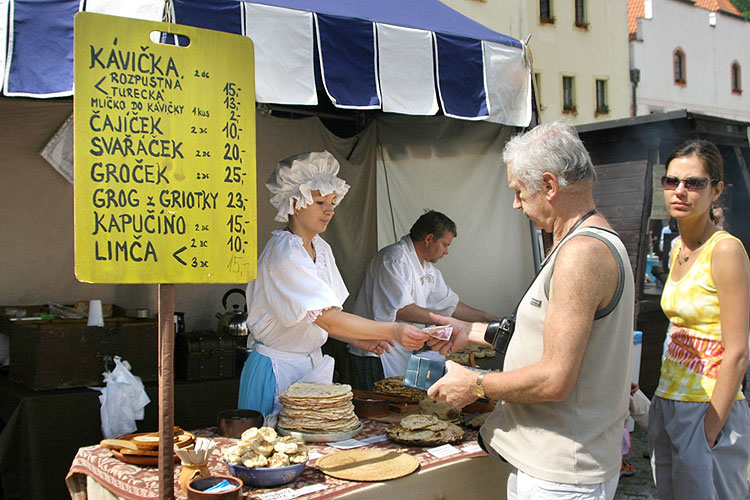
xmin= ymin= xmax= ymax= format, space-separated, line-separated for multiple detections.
xmin=409 ymin=210 xmax=457 ymax=241
xmin=665 ymin=139 xmax=724 ymax=183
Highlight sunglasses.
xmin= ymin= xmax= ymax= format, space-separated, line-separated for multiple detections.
xmin=660 ymin=175 xmax=715 ymax=191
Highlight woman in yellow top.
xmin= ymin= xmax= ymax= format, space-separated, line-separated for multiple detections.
xmin=649 ymin=139 xmax=750 ymax=499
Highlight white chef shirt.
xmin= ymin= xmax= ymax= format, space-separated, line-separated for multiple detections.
xmin=348 ymin=235 xmax=458 ymax=377
xmin=246 ymin=230 xmax=348 ymax=354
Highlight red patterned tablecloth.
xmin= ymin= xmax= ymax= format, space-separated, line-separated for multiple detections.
xmin=66 ymin=419 xmax=486 ymax=500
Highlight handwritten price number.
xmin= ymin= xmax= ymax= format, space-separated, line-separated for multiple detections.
xmin=223 ymin=81 xmax=248 ymax=259
xmin=227 ymin=214 xmax=245 ymax=234
xmin=226 ymin=254 xmax=250 ymax=274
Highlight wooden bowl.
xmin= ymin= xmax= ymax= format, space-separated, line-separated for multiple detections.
xmin=352 ymin=396 xmax=389 ymax=418
xmin=186 ymin=475 xmax=242 ymax=500
xmin=217 ymin=409 xmax=264 ymax=438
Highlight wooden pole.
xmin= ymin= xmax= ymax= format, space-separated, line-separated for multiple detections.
xmin=158 ymin=284 xmax=175 ymax=500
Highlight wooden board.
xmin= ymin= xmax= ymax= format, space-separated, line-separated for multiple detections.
xmin=73 ymin=12 xmax=257 ymax=283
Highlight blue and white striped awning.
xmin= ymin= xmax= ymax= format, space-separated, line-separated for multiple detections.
xmin=1 ymin=0 xmax=531 ymax=126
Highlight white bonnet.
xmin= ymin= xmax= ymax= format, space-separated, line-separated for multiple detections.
xmin=266 ymin=151 xmax=350 ymax=223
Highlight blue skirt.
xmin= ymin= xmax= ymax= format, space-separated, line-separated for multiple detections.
xmin=237 ymin=349 xmax=275 ymax=415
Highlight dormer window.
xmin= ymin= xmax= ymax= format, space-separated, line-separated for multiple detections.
xmin=673 ymin=48 xmax=686 ymax=85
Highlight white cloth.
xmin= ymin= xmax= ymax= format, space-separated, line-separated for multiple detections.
xmin=84 ymin=0 xmax=163 ymax=21
xmin=244 ymin=3 xmax=318 ymax=106
xmin=348 ymin=235 xmax=458 ymax=378
xmin=376 ymin=24 xmax=438 ymax=116
xmin=246 ymin=230 xmax=348 ymax=354
xmin=507 ymin=467 xmax=618 ymax=500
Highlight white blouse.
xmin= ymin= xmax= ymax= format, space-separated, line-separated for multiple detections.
xmin=245 ymin=230 xmax=348 ymax=354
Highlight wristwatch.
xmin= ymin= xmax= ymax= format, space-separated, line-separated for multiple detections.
xmin=474 ymin=372 xmax=486 ymax=398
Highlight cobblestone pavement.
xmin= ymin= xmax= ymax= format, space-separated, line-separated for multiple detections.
xmin=615 ymin=426 xmax=658 ymax=500
xmin=615 ymin=424 xmax=750 ymax=500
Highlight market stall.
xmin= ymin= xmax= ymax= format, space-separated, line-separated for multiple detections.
xmin=1 ymin=0 xmax=534 ymax=330
xmin=0 ymin=370 xmax=241 ymax=500
xmin=1 ymin=2 xmax=532 ymax=499
xmin=66 ymin=419 xmax=512 ymax=500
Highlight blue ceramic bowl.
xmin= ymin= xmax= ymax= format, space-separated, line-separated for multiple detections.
xmin=225 ymin=461 xmax=306 ymax=488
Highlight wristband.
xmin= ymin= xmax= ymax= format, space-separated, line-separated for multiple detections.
xmin=484 ymin=321 xmax=501 ymax=344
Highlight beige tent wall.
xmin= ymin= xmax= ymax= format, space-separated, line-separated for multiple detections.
xmin=0 ymin=98 xmax=377 ymax=331
xmin=375 ymin=115 xmax=534 ymax=315
xmin=0 ymin=97 xmax=532 ymax=335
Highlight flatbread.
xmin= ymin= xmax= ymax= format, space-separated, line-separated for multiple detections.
xmin=400 ymin=414 xmax=438 ymax=430
xmin=317 ymin=449 xmax=419 ymax=482
xmin=373 ymin=377 xmax=425 ymax=402
xmin=386 ymin=415 xmax=465 ymax=447
xmin=281 ymin=382 xmax=352 ymax=400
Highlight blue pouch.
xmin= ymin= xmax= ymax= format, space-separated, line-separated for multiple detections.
xmin=403 ymin=352 xmax=445 ymax=391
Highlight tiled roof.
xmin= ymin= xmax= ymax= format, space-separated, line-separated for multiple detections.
xmin=628 ymin=0 xmax=645 ymax=40
xmin=629 ymin=0 xmax=744 ymax=40
xmin=693 ymin=0 xmax=743 ymax=16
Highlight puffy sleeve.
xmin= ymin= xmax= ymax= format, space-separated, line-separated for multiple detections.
xmin=425 ymin=268 xmax=459 ymax=317
xmin=369 ymin=255 xmax=417 ymax=322
xmin=257 ymin=236 xmax=343 ymax=327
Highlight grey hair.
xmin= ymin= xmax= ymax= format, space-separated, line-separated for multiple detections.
xmin=502 ymin=122 xmax=596 ymax=193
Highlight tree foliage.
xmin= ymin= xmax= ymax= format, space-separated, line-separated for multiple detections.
xmin=730 ymin=0 xmax=750 ymax=20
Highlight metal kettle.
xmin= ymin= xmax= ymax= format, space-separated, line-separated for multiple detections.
xmin=216 ymin=288 xmax=249 ymax=337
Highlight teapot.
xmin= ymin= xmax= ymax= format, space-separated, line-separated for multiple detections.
xmin=216 ymin=288 xmax=249 ymax=337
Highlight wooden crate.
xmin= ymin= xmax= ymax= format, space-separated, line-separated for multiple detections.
xmin=5 ymin=315 xmax=158 ymax=390
xmin=175 ymin=330 xmax=236 ymax=381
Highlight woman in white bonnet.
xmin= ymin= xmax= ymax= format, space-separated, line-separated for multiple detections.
xmin=238 ymin=151 xmax=428 ymax=419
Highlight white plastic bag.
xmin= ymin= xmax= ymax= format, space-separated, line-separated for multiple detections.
xmin=91 ymin=356 xmax=150 ymax=438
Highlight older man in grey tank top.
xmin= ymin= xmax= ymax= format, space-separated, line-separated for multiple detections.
xmin=428 ymin=122 xmax=635 ymax=500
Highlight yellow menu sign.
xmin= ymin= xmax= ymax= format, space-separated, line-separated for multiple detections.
xmin=74 ymin=13 xmax=256 ymax=283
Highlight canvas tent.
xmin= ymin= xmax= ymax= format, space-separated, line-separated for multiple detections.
xmin=1 ymin=3 xmax=536 ymax=497
xmin=1 ymin=0 xmax=535 ymax=331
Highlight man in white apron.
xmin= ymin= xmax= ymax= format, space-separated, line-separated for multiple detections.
xmin=348 ymin=210 xmax=499 ymax=388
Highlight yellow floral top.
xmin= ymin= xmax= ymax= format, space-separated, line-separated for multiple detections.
xmin=657 ymin=230 xmax=746 ymax=402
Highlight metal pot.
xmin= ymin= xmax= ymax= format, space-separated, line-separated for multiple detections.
xmin=216 ymin=288 xmax=249 ymax=338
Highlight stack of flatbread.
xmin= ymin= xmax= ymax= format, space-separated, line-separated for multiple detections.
xmin=278 ymin=382 xmax=360 ymax=433
xmin=373 ymin=377 xmax=425 ymax=403
xmin=386 ymin=414 xmax=464 ymax=447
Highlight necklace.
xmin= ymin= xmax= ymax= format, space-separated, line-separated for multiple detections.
xmin=677 ymin=239 xmax=702 ymax=265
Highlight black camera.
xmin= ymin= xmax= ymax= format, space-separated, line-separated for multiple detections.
xmin=484 ymin=316 xmax=515 ymax=354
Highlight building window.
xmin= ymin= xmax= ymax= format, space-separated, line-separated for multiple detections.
xmin=574 ymin=0 xmax=588 ymax=29
xmin=595 ymin=79 xmax=609 ymax=116
xmin=562 ymin=76 xmax=577 ymax=114
xmin=731 ymin=61 xmax=742 ymax=94
xmin=540 ymin=0 xmax=555 ymax=24
xmin=673 ymin=48 xmax=686 ymax=85
xmin=534 ymin=73 xmax=545 ymax=111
